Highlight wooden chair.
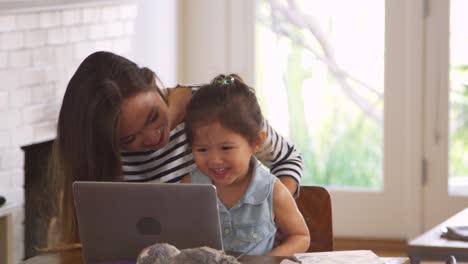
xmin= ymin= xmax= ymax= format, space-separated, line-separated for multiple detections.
xmin=295 ymin=185 xmax=333 ymax=252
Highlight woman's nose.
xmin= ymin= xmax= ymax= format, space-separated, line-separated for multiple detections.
xmin=142 ymin=127 xmax=160 ymax=147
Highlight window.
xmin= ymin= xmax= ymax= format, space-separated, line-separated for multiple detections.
xmin=255 ymin=0 xmax=385 ymax=188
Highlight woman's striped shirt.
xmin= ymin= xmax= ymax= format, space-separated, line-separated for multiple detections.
xmin=121 ymin=120 xmax=303 ymax=185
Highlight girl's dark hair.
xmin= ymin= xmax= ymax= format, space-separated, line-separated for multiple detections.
xmin=47 ymin=51 xmax=165 ymax=249
xmin=185 ymin=74 xmax=264 ymax=145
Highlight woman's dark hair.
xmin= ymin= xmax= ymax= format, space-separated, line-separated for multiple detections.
xmin=47 ymin=51 xmax=165 ymax=249
xmin=185 ymin=74 xmax=264 ymax=145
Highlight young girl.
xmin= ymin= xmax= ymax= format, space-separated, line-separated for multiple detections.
xmin=182 ymin=74 xmax=310 ymax=256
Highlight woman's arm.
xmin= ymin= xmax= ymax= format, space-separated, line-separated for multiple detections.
xmin=259 ymin=120 xmax=303 ymax=196
xmin=268 ymin=181 xmax=310 ymax=256
xmin=167 ymin=86 xmax=192 ymax=130
xmin=180 ymin=174 xmax=191 ymax=183
xmin=278 ymin=177 xmax=299 ymax=197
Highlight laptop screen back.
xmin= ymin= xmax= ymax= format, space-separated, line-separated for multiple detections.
xmin=72 ymin=181 xmax=223 ymax=264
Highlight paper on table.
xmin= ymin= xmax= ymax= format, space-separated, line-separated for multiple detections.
xmin=293 ymin=250 xmax=385 ymax=264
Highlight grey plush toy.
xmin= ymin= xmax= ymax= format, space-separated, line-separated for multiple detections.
xmin=136 ymin=243 xmax=180 ymax=264
xmin=171 ymin=246 xmax=239 ymax=264
xmin=136 ymin=243 xmax=240 ymax=264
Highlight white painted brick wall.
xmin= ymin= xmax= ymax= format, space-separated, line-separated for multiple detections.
xmin=9 ymin=49 xmax=31 ymax=68
xmin=39 ymin=11 xmax=61 ymax=28
xmin=1 ymin=31 xmax=25 ymax=50
xmin=16 ymin=14 xmax=39 ymax=30
xmin=32 ymin=46 xmax=56 ymax=65
xmin=82 ymin=7 xmax=100 ymax=24
xmin=0 ymin=91 xmax=8 ymax=110
xmin=0 ymin=15 xmax=15 ymax=32
xmin=0 ymin=172 xmax=12 ymax=192
xmin=11 ymin=126 xmax=34 ymax=146
xmin=0 ymin=149 xmax=24 ymax=170
xmin=101 ymin=6 xmax=120 ymax=22
xmin=120 ymin=4 xmax=137 ymax=19
xmin=47 ymin=27 xmax=67 ymax=45
xmin=0 ymin=52 xmax=7 ymax=67
xmin=0 ymin=130 xmax=11 ymax=149
xmin=0 ymin=69 xmax=19 ymax=90
xmin=10 ymin=87 xmax=32 ymax=108
xmin=0 ymin=2 xmax=136 ymax=263
xmin=24 ymin=30 xmax=48 ymax=48
xmin=67 ymin=26 xmax=87 ymax=42
xmin=62 ymin=9 xmax=81 ymax=26
xmin=20 ymin=68 xmax=45 ymax=86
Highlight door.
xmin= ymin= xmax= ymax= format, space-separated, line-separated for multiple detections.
xmin=423 ymin=0 xmax=468 ymax=230
xmin=251 ymin=0 xmax=423 ymax=238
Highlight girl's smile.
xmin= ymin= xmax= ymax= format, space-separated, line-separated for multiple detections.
xmin=209 ymin=166 xmax=230 ymax=179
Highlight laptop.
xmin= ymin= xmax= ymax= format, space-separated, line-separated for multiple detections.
xmin=72 ymin=181 xmax=223 ymax=264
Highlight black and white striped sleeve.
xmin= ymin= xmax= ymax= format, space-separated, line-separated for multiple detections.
xmin=261 ymin=120 xmax=303 ymax=185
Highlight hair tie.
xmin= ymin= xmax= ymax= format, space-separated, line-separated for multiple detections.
xmin=214 ymin=76 xmax=235 ymax=86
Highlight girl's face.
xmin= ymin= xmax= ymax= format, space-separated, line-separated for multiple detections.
xmin=191 ymin=122 xmax=261 ymax=187
xmin=119 ymin=91 xmax=170 ymax=151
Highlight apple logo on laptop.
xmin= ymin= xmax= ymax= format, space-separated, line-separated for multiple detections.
xmin=137 ymin=217 xmax=161 ymax=235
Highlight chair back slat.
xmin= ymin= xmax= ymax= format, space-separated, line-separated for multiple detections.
xmin=296 ymin=186 xmax=333 ymax=252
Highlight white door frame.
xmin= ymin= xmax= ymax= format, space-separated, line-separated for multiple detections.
xmin=423 ymin=0 xmax=468 ymax=230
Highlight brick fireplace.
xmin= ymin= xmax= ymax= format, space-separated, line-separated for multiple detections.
xmin=0 ymin=1 xmax=136 ymax=262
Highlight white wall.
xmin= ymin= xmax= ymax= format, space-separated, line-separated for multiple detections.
xmin=133 ymin=0 xmax=179 ymax=87
xmin=179 ymin=0 xmax=254 ymax=85
xmin=131 ymin=0 xmax=254 ymax=87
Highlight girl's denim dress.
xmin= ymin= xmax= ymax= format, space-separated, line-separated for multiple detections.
xmin=191 ymin=158 xmax=277 ymax=255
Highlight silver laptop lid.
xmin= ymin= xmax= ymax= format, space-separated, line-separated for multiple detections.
xmin=73 ymin=181 xmax=223 ymax=264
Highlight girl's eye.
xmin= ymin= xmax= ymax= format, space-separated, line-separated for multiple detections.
xmin=195 ymin=148 xmax=207 ymax=152
xmin=222 ymin=146 xmax=234 ymax=150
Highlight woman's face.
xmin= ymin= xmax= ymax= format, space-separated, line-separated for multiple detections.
xmin=119 ymin=91 xmax=170 ymax=151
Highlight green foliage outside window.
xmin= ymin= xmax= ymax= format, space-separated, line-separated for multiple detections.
xmin=256 ymin=0 xmax=384 ymax=188
xmin=450 ymin=65 xmax=468 ymax=177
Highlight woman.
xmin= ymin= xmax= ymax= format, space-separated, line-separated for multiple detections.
xmin=47 ymin=51 xmax=303 ymax=249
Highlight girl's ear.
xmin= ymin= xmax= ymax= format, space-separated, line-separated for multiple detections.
xmin=252 ymin=130 xmax=266 ymax=152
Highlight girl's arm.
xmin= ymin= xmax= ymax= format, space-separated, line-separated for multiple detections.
xmin=260 ymin=120 xmax=303 ymax=196
xmin=268 ymin=181 xmax=310 ymax=256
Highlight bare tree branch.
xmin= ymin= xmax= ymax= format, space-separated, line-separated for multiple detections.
xmin=262 ymin=0 xmax=383 ymax=123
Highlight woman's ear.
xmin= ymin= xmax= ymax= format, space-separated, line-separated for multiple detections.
xmin=252 ymin=130 xmax=266 ymax=152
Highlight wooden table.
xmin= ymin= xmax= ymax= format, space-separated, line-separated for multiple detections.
xmin=0 ymin=203 xmax=21 ymax=264
xmin=420 ymin=260 xmax=468 ymax=264
xmin=409 ymin=207 xmax=468 ymax=264
xmin=22 ymin=250 xmax=409 ymax=264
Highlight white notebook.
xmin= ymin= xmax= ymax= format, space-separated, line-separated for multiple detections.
xmin=292 ymin=250 xmax=385 ymax=264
